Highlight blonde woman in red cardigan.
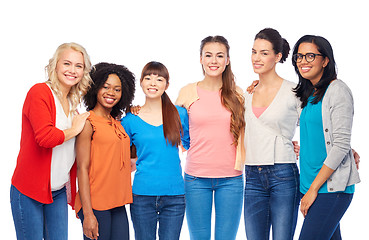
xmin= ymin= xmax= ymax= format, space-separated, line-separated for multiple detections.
xmin=10 ymin=42 xmax=92 ymax=240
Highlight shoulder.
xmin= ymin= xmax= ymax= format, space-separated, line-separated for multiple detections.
xmin=175 ymin=105 xmax=188 ymax=117
xmin=235 ymin=85 xmax=244 ymax=95
xmin=328 ymin=79 xmax=351 ymax=91
xmin=27 ymin=83 xmax=52 ymax=98
xmin=178 ymin=82 xmax=197 ymax=94
xmin=24 ymin=83 xmax=54 ymax=110
xmin=326 ymin=79 xmax=353 ymax=100
xmin=121 ymin=112 xmax=136 ymax=125
xmin=283 ymin=79 xmax=298 ymax=89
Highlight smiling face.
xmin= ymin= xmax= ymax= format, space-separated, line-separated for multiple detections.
xmin=140 ymin=74 xmax=168 ymax=99
xmin=96 ymin=74 xmax=122 ymax=110
xmin=55 ymin=48 xmax=84 ymax=92
xmin=251 ymin=39 xmax=281 ymax=75
xmin=200 ymin=42 xmax=230 ymax=78
xmin=296 ymin=42 xmax=329 ymax=85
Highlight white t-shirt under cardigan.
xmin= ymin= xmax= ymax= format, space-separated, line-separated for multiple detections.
xmin=49 ymin=86 xmax=76 ymax=191
xmin=244 ymin=79 xmax=301 ymax=166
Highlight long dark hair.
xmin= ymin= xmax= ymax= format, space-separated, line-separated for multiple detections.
xmin=292 ymin=35 xmax=337 ymax=108
xmin=200 ymin=36 xmax=245 ymax=145
xmin=84 ymin=62 xmax=135 ymax=119
xmin=140 ymin=61 xmax=182 ymax=147
xmin=255 ymin=28 xmax=290 ymax=63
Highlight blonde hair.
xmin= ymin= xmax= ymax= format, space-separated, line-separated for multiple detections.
xmin=45 ymin=42 xmax=92 ymax=113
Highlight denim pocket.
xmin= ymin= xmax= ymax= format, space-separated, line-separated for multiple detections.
xmin=271 ymin=164 xmax=298 ymax=181
xmin=184 ymin=173 xmax=198 ymax=182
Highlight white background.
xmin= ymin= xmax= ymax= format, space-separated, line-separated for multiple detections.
xmin=0 ymin=0 xmax=368 ymax=239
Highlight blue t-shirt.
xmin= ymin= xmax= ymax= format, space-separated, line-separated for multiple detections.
xmin=121 ymin=106 xmax=190 ymax=196
xmin=300 ymin=97 xmax=354 ymax=194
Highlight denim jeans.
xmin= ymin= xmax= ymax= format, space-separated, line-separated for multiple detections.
xmin=244 ymin=163 xmax=300 ymax=240
xmin=130 ymin=194 xmax=185 ymax=240
xmin=78 ymin=205 xmax=129 ymax=240
xmin=10 ymin=185 xmax=68 ymax=240
xmin=299 ymin=192 xmax=353 ymax=240
xmin=184 ymin=173 xmax=244 ymax=240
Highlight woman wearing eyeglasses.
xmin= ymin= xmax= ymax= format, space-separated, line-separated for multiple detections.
xmin=292 ymin=35 xmax=360 ymax=240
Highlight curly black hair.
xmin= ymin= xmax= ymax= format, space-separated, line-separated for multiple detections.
xmin=84 ymin=62 xmax=136 ymax=119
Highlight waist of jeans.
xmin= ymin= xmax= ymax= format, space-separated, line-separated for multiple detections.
xmin=245 ymin=163 xmax=296 ymax=172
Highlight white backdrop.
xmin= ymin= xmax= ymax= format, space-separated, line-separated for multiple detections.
xmin=1 ymin=0 xmax=367 ymax=239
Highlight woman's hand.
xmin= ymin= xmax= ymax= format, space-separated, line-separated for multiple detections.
xmin=131 ymin=157 xmax=137 ymax=172
xmin=130 ymin=105 xmax=141 ymax=115
xmin=72 ymin=112 xmax=90 ymax=133
xmin=246 ymin=80 xmax=259 ymax=94
xmin=63 ymin=112 xmax=90 ymax=142
xmin=300 ymin=188 xmax=318 ymax=218
xmin=292 ymin=141 xmax=300 ymax=159
xmin=82 ymin=214 xmax=99 ymax=240
xmin=352 ymin=148 xmax=360 ymax=170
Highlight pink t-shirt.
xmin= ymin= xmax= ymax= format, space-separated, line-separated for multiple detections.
xmin=185 ymin=87 xmax=242 ymax=178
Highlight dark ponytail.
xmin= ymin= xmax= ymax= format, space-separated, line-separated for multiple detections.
xmin=255 ymin=28 xmax=290 ymax=63
xmin=161 ymin=92 xmax=182 ymax=147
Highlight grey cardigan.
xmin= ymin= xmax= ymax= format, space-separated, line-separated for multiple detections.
xmin=322 ymin=79 xmax=360 ymax=192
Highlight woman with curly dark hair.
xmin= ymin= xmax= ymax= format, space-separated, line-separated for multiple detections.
xmin=74 ymin=62 xmax=135 ymax=240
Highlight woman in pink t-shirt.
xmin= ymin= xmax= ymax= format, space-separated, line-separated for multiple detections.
xmin=176 ymin=36 xmax=245 ymax=240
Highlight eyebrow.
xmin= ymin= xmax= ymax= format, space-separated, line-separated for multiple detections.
xmin=252 ymin=48 xmax=270 ymax=52
xmin=62 ymin=59 xmax=84 ymax=65
xmin=104 ymin=82 xmax=121 ymax=87
xmin=205 ymin=51 xmax=225 ymax=55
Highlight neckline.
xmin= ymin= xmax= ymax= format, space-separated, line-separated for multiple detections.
xmin=250 ymin=79 xmax=285 ymax=119
xmin=133 ymin=113 xmax=163 ymax=128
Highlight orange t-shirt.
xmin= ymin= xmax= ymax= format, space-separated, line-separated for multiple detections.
xmin=75 ymin=111 xmax=132 ymax=213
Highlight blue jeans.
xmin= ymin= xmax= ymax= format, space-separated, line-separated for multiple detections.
xmin=10 ymin=185 xmax=68 ymax=240
xmin=244 ymin=164 xmax=300 ymax=240
xmin=299 ymin=192 xmax=353 ymax=240
xmin=78 ymin=206 xmax=129 ymax=240
xmin=130 ymin=194 xmax=185 ymax=240
xmin=184 ymin=173 xmax=244 ymax=240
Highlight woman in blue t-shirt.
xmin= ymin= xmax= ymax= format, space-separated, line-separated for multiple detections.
xmin=292 ymin=35 xmax=360 ymax=240
xmin=121 ymin=61 xmax=189 ymax=240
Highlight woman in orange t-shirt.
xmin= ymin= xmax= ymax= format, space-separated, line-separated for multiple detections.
xmin=74 ymin=62 xmax=135 ymax=240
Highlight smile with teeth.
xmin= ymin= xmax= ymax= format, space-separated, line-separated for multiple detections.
xmin=300 ymin=66 xmax=312 ymax=73
xmin=209 ymin=66 xmax=219 ymax=71
xmin=65 ymin=74 xmax=76 ymax=80
xmin=253 ymin=63 xmax=263 ymax=68
xmin=147 ymin=88 xmax=158 ymax=93
xmin=104 ymin=97 xmax=115 ymax=104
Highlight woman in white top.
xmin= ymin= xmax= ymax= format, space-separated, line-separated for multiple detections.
xmin=243 ymin=28 xmax=301 ymax=240
xmin=10 ymin=43 xmax=91 ymax=240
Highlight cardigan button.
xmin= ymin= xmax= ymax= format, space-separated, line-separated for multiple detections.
xmin=325 ymin=128 xmax=329 ymax=132
xmin=327 ymin=141 xmax=331 ymax=145
xmin=329 ymin=188 xmax=334 ymax=191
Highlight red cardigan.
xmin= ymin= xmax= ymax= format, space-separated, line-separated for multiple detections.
xmin=11 ymin=83 xmax=77 ymax=208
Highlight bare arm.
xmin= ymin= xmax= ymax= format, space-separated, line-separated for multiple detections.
xmin=76 ymin=120 xmax=99 ymax=239
xmin=300 ymin=164 xmax=334 ymax=217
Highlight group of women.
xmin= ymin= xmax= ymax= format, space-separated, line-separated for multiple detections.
xmin=10 ymin=28 xmax=360 ymax=240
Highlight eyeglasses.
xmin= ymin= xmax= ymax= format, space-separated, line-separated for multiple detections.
xmin=293 ymin=53 xmax=324 ymax=63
